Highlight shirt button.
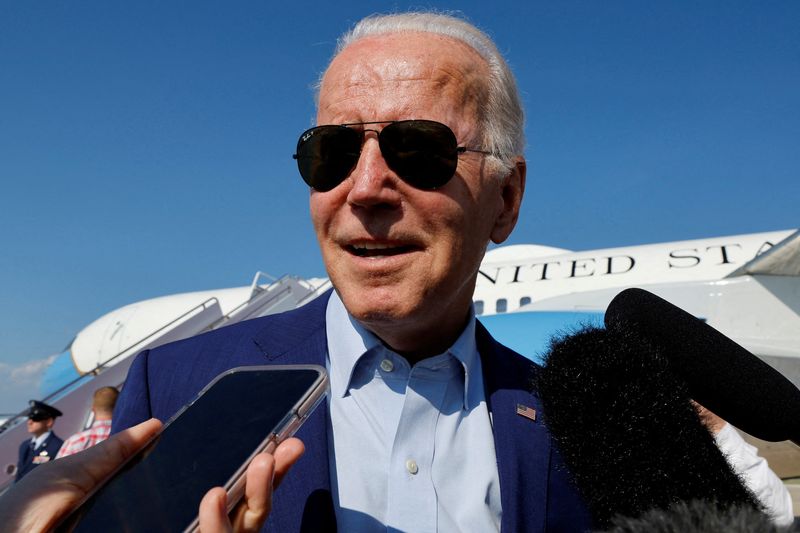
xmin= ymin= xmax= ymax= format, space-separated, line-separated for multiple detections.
xmin=406 ymin=459 xmax=419 ymax=475
xmin=380 ymin=359 xmax=394 ymax=372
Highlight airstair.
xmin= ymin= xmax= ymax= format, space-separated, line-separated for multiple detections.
xmin=0 ymin=273 xmax=330 ymax=492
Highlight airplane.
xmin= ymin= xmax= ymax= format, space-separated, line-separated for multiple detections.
xmin=0 ymin=228 xmax=798 ymax=491
xmin=475 ymin=228 xmax=800 ymax=371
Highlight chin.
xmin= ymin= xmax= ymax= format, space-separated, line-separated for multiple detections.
xmin=339 ymin=283 xmax=417 ymax=318
xmin=348 ymin=294 xmax=412 ymax=321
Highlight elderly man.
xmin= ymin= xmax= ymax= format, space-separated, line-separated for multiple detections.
xmin=0 ymin=12 xmax=591 ymax=532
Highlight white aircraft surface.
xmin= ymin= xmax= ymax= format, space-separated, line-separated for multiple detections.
xmin=475 ymin=228 xmax=800 ymax=368
xmin=1 ymin=228 xmax=798 ymax=491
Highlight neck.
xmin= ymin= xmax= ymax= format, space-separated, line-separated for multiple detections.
xmin=368 ymin=310 xmax=472 ymax=365
xmin=382 ymin=336 xmax=457 ymax=365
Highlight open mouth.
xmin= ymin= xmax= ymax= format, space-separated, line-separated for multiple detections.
xmin=347 ymin=243 xmax=416 ymax=258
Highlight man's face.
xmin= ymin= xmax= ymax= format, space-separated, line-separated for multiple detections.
xmin=311 ymin=32 xmax=524 ymax=357
xmin=26 ymin=417 xmax=52 ymax=437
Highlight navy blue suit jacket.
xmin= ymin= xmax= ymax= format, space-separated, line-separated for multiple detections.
xmin=113 ymin=291 xmax=591 ymax=532
xmin=16 ymin=432 xmax=63 ymax=482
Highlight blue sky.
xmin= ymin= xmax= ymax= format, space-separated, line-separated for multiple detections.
xmin=0 ymin=1 xmax=798 ymax=410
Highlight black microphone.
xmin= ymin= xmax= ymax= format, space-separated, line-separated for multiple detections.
xmin=604 ymin=288 xmax=800 ymax=444
xmin=536 ymin=326 xmax=763 ymax=529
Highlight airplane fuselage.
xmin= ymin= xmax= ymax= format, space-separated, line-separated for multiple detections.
xmin=474 ymin=230 xmax=794 ymax=316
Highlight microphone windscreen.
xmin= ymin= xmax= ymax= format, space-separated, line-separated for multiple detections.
xmin=603 ymin=499 xmax=778 ymax=533
xmin=537 ymin=327 xmax=761 ymax=529
xmin=604 ymin=288 xmax=800 ymax=443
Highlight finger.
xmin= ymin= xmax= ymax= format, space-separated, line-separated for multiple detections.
xmin=206 ymin=438 xmax=305 ymax=533
xmin=230 ymin=453 xmax=275 ymax=532
xmin=199 ymin=487 xmax=232 ymax=533
xmin=271 ymin=438 xmax=304 ymax=488
xmin=51 ymin=418 xmax=163 ymax=493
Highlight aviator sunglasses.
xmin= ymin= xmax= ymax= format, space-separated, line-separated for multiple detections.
xmin=293 ymin=120 xmax=490 ymax=192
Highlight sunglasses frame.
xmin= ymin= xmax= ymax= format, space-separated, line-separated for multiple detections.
xmin=293 ymin=119 xmax=491 ymax=192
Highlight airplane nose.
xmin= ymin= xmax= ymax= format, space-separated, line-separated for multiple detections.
xmin=39 ymin=346 xmax=82 ymax=397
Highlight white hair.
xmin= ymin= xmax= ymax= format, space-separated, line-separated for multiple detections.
xmin=321 ymin=12 xmax=525 ymax=173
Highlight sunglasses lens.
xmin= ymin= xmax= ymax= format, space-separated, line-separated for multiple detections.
xmin=294 ymin=120 xmax=462 ymax=191
xmin=295 ymin=126 xmax=361 ymax=192
xmin=380 ymin=120 xmax=459 ymax=189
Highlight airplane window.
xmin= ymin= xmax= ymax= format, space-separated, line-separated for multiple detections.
xmin=474 ymin=300 xmax=484 ymax=315
xmin=520 ymin=297 xmax=531 ymax=307
xmin=496 ymin=299 xmax=507 ymax=313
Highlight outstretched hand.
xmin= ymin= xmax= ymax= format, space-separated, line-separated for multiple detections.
xmin=0 ymin=418 xmax=163 ymax=532
xmin=0 ymin=419 xmax=304 ymax=533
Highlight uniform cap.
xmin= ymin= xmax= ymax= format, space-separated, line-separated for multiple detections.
xmin=27 ymin=400 xmax=62 ymax=421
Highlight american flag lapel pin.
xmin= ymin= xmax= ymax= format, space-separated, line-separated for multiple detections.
xmin=516 ymin=403 xmax=537 ymax=422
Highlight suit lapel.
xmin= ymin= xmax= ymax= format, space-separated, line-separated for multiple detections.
xmin=251 ymin=292 xmax=336 ymax=531
xmin=478 ymin=321 xmax=551 ymax=533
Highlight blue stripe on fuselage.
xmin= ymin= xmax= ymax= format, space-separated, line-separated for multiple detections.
xmin=480 ymin=311 xmax=604 ymax=365
xmin=40 ymin=349 xmax=82 ymax=397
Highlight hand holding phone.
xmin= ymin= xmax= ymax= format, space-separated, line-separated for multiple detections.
xmin=12 ymin=365 xmax=327 ymax=532
xmin=0 ymin=420 xmax=304 ymax=533
xmin=0 ymin=419 xmax=163 ymax=532
xmin=56 ymin=365 xmax=326 ymax=532
xmin=198 ymin=438 xmax=304 ymax=532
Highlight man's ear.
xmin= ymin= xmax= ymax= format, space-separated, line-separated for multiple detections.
xmin=490 ymin=157 xmax=526 ymax=244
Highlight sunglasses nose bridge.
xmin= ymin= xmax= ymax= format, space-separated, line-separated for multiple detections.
xmin=353 ymin=136 xmax=393 ymax=177
xmin=345 ymin=136 xmax=404 ymax=206
xmin=352 ymin=127 xmax=391 ymax=172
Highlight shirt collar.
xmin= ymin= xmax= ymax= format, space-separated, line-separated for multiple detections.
xmin=325 ymin=291 xmax=484 ymax=410
xmin=448 ymin=308 xmax=483 ymax=410
xmin=326 ymin=291 xmax=382 ymax=401
xmin=31 ymin=431 xmax=51 ymax=449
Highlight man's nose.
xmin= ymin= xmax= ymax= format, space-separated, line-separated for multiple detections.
xmin=346 ymin=137 xmax=402 ymax=208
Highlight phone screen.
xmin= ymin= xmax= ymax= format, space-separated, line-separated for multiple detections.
xmin=57 ymin=366 xmax=326 ymax=532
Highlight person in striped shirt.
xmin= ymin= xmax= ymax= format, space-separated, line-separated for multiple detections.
xmin=55 ymin=387 xmax=119 ymax=459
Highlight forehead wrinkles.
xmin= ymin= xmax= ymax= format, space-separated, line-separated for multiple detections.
xmin=319 ymin=34 xmax=489 ymax=125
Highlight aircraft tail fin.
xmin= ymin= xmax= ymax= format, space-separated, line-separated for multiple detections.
xmin=726 ymin=229 xmax=800 ymax=277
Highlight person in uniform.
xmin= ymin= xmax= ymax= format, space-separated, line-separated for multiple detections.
xmin=15 ymin=401 xmax=64 ymax=482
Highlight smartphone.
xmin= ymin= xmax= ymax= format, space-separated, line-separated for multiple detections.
xmin=55 ymin=364 xmax=328 ymax=532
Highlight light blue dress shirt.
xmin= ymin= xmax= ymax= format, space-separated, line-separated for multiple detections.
xmin=326 ymin=292 xmax=502 ymax=532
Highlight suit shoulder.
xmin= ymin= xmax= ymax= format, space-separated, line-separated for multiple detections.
xmin=116 ymin=292 xmax=331 ymax=427
xmin=142 ymin=292 xmax=329 ymax=368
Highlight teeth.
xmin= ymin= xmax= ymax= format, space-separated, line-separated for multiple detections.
xmin=349 ymin=242 xmax=411 ymax=257
xmin=353 ymin=243 xmax=394 ymax=251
